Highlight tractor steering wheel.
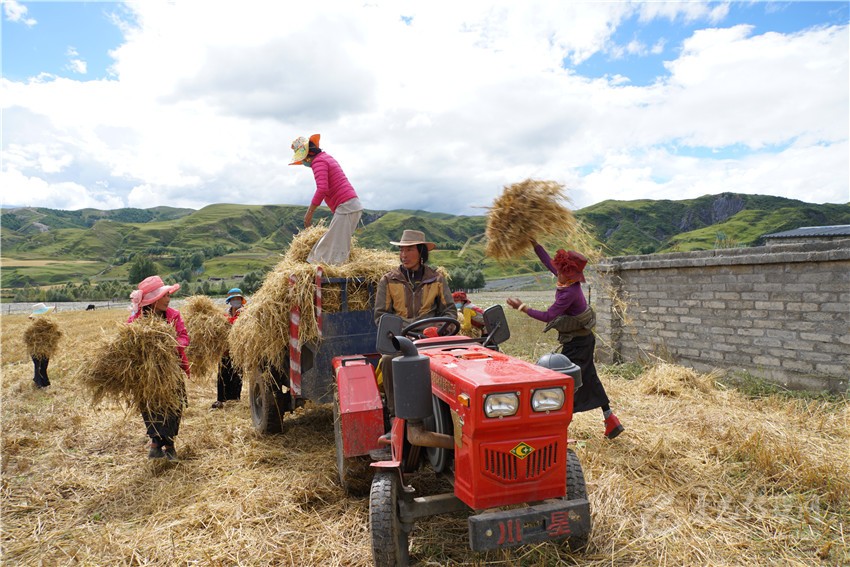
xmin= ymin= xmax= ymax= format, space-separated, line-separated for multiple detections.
xmin=401 ymin=317 xmax=461 ymax=339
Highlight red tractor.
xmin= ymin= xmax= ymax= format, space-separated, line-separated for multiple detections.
xmin=333 ymin=306 xmax=591 ymax=566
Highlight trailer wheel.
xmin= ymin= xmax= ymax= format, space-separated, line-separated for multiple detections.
xmin=369 ymin=471 xmax=409 ymax=567
xmin=249 ymin=364 xmax=291 ymax=434
xmin=565 ymin=448 xmax=590 ymax=551
xmin=333 ymin=391 xmax=373 ymax=496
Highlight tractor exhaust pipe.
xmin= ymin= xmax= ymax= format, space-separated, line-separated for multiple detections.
xmin=407 ymin=421 xmax=454 ymax=450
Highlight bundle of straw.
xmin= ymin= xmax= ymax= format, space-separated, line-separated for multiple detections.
xmin=228 ymin=227 xmax=397 ymax=374
xmin=23 ymin=317 xmax=62 ymax=359
xmin=638 ymin=363 xmax=717 ymax=397
xmin=181 ymin=295 xmax=232 ymax=379
xmin=76 ymin=316 xmax=186 ymax=415
xmin=485 ymin=179 xmax=578 ymax=260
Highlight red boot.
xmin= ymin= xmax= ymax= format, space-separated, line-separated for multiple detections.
xmin=604 ymin=413 xmax=624 ymax=439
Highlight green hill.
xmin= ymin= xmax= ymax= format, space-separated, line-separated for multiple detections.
xmin=2 ymin=194 xmax=847 ymax=291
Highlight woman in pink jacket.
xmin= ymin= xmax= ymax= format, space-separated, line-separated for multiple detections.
xmin=128 ymin=275 xmax=190 ymax=462
xmin=290 ymin=134 xmax=363 ymax=264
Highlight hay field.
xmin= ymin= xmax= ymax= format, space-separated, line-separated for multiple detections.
xmin=2 ymin=307 xmax=848 ymax=566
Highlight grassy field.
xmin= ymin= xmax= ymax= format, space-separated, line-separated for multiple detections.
xmin=1 ymin=303 xmax=847 ymax=566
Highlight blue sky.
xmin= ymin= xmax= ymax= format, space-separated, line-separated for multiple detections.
xmin=1 ymin=1 xmax=847 ymax=213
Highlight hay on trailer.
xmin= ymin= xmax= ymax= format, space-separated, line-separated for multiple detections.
xmin=76 ymin=315 xmax=186 ymax=416
xmin=485 ymin=179 xmax=578 ymax=261
xmin=22 ymin=317 xmax=62 ymax=359
xmin=181 ymin=295 xmax=231 ymax=380
xmin=228 ymin=227 xmax=397 ymax=374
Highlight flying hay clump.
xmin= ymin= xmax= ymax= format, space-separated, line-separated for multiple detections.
xmin=76 ymin=316 xmax=186 ymax=416
xmin=485 ymin=179 xmax=578 ymax=261
xmin=23 ymin=317 xmax=63 ymax=360
xmin=182 ymin=295 xmax=231 ymax=379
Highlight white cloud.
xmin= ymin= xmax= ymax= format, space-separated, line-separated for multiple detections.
xmin=2 ymin=0 xmax=36 ymax=26
xmin=1 ymin=1 xmax=847 ymax=216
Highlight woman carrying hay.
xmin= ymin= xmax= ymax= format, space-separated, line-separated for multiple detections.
xmin=507 ymin=240 xmax=624 ymax=440
xmin=452 ymin=291 xmax=486 ymax=337
xmin=211 ymin=288 xmax=245 ymax=409
xmin=374 ymin=229 xmax=457 ymax=418
xmin=128 ymin=276 xmax=190 ymax=461
xmin=23 ymin=303 xmax=61 ymax=389
xmin=290 ymin=133 xmax=363 ymax=265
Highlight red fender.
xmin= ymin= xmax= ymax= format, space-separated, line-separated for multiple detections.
xmin=333 ymin=356 xmax=385 ymax=458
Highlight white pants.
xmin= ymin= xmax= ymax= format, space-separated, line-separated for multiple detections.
xmin=307 ymin=198 xmax=363 ymax=265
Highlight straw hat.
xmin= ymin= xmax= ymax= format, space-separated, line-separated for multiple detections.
xmin=130 ymin=275 xmax=180 ymax=312
xmin=389 ymin=229 xmax=436 ymax=251
xmin=29 ymin=303 xmax=55 ymax=317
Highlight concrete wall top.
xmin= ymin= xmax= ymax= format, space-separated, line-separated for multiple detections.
xmin=596 ymin=238 xmax=850 ymax=272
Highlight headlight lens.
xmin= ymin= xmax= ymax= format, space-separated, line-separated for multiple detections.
xmin=531 ymin=388 xmax=565 ymax=412
xmin=483 ymin=393 xmax=519 ymax=418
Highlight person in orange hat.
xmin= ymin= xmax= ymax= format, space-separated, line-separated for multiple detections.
xmin=507 ymin=240 xmax=624 ymax=440
xmin=127 ymin=275 xmax=190 ymax=461
xmin=290 ymin=134 xmax=363 ymax=265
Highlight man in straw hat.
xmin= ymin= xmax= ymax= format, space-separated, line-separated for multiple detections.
xmin=374 ymin=229 xmax=458 ymax=418
xmin=507 ymin=240 xmax=624 ymax=440
xmin=290 ymin=133 xmax=363 ymax=265
xmin=128 ymin=275 xmax=190 ymax=461
xmin=212 ymin=288 xmax=246 ymax=409
xmin=27 ymin=303 xmax=57 ymax=389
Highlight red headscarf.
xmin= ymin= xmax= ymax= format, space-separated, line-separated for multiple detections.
xmin=452 ymin=291 xmax=468 ymax=303
xmin=552 ymin=250 xmax=587 ymax=283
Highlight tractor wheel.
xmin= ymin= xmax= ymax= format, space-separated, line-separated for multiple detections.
xmin=565 ymin=448 xmax=590 ymax=551
xmin=369 ymin=471 xmax=409 ymax=567
xmin=333 ymin=391 xmax=374 ymax=497
xmin=425 ymin=395 xmax=453 ymax=473
xmin=248 ymin=364 xmax=291 ymax=434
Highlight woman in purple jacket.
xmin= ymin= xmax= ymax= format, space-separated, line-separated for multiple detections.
xmin=290 ymin=134 xmax=363 ymax=265
xmin=507 ymin=241 xmax=624 ymax=439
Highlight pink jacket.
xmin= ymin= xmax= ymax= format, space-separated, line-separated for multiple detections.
xmin=127 ymin=307 xmax=191 ymax=375
xmin=309 ymin=152 xmax=358 ymax=213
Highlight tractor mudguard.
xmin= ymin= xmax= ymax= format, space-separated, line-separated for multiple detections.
xmin=334 ymin=357 xmax=385 ymax=458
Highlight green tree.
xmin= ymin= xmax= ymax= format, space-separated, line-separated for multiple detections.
xmin=128 ymin=255 xmax=156 ymax=285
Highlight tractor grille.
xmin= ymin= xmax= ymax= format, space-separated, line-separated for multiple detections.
xmin=483 ymin=442 xmax=559 ymax=482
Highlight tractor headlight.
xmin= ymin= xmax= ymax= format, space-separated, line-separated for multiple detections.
xmin=531 ymin=388 xmax=565 ymax=412
xmin=483 ymin=393 xmax=519 ymax=418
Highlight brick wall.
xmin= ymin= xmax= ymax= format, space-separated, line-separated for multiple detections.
xmin=589 ymin=238 xmax=850 ymax=392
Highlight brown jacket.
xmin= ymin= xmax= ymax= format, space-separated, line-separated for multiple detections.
xmin=374 ymin=265 xmax=457 ymax=326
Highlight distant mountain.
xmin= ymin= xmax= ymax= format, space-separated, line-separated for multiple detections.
xmin=1 ymin=194 xmax=847 ymax=289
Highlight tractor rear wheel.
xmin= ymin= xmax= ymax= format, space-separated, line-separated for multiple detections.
xmin=565 ymin=448 xmax=590 ymax=551
xmin=333 ymin=391 xmax=374 ymax=496
xmin=369 ymin=471 xmax=409 ymax=567
xmin=249 ymin=364 xmax=291 ymax=434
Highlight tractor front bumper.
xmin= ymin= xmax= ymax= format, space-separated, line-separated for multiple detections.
xmin=468 ymin=498 xmax=591 ymax=551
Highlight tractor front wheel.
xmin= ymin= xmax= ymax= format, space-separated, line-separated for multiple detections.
xmin=333 ymin=391 xmax=373 ymax=496
xmin=369 ymin=471 xmax=409 ymax=567
xmin=565 ymin=448 xmax=590 ymax=551
xmin=248 ymin=364 xmax=291 ymax=434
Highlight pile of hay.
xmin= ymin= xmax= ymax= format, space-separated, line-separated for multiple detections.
xmin=22 ymin=317 xmax=62 ymax=359
xmin=638 ymin=362 xmax=718 ymax=397
xmin=181 ymin=295 xmax=232 ymax=379
xmin=76 ymin=315 xmax=186 ymax=415
xmin=485 ymin=179 xmax=578 ymax=260
xmin=228 ymin=226 xmax=397 ymax=373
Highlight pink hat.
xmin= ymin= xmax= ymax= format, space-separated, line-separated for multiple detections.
xmin=130 ymin=275 xmax=180 ymax=313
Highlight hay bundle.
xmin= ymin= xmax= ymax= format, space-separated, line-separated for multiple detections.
xmin=638 ymin=363 xmax=717 ymax=397
xmin=228 ymin=228 xmax=398 ymax=374
xmin=23 ymin=317 xmax=62 ymax=359
xmin=181 ymin=295 xmax=231 ymax=379
xmin=485 ymin=179 xmax=578 ymax=260
xmin=76 ymin=316 xmax=186 ymax=415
